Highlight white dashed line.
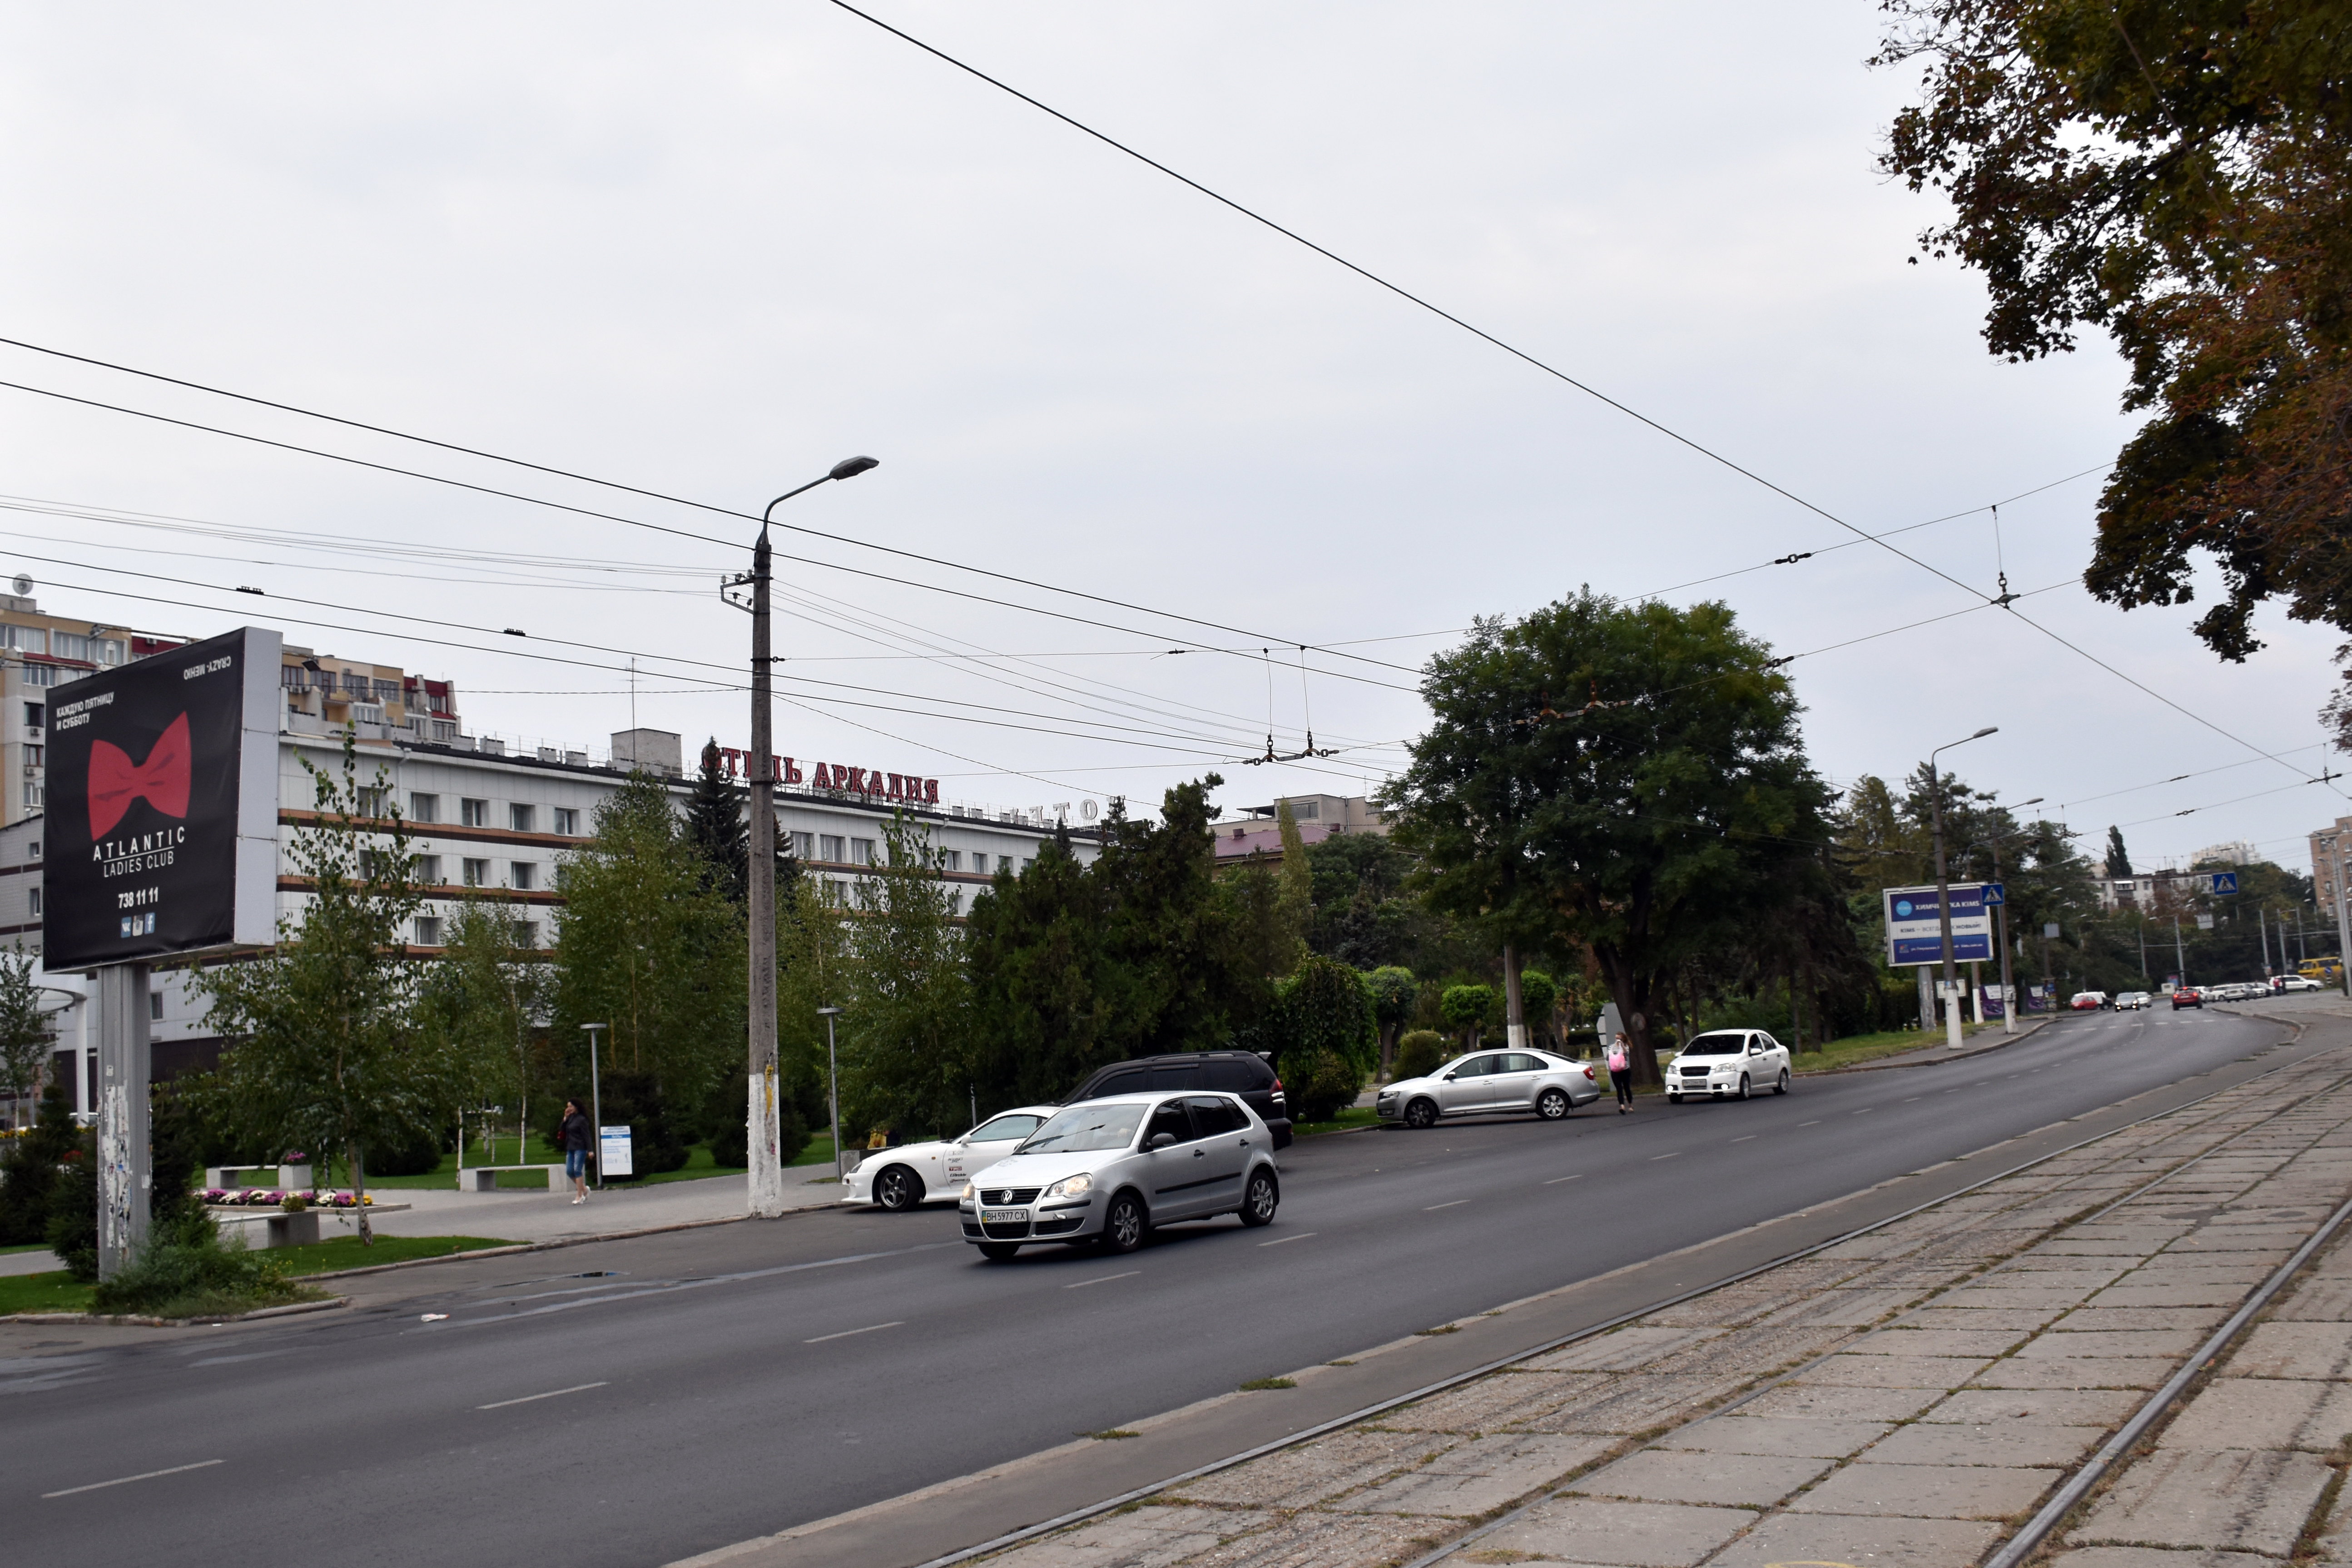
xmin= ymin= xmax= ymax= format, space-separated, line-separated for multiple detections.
xmin=1424 ymin=1199 xmax=1470 ymax=1211
xmin=44 ymin=1460 xmax=223 ymax=1499
xmin=1064 ymin=1271 xmax=1141 ymax=1289
xmin=477 ymin=1382 xmax=608 ymax=1410
xmin=1543 ymin=1174 xmax=1583 ymax=1184
xmin=804 ymin=1323 xmax=904 ymax=1345
xmin=1257 ymin=1233 xmax=1316 ymax=1247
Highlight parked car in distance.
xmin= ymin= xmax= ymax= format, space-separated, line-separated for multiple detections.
xmin=1378 ymin=1048 xmax=1604 ymax=1128
xmin=2171 ymin=987 xmax=2203 ymax=1009
xmin=2114 ymin=991 xmax=2151 ymax=1011
xmin=2276 ymin=975 xmax=2324 ymax=993
xmin=843 ymin=1105 xmax=1060 ymax=1211
xmin=2070 ymin=992 xmax=2108 ymax=1011
xmin=1664 ymin=1030 xmax=1792 ymax=1103
xmin=958 ymin=1091 xmax=1280 ymax=1259
xmin=1064 ymin=1051 xmax=1291 ymax=1148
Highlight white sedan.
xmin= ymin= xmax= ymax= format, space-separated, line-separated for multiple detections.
xmin=842 ymin=1106 xmax=1058 ymax=1211
xmin=1665 ymin=1030 xmax=1792 ymax=1102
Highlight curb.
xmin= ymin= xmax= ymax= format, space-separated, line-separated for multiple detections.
xmin=4 ymin=1295 xmax=351 ymax=1328
xmin=1795 ymin=1015 xmax=2057 ymax=1077
xmin=292 ymin=1195 xmax=849 ymax=1282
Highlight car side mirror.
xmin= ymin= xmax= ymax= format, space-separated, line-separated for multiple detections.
xmin=1147 ymin=1132 xmax=1178 ymax=1151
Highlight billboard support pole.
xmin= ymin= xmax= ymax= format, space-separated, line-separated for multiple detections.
xmin=94 ymin=962 xmax=151 ymax=1281
xmin=1928 ymin=728 xmax=1998 ymax=1049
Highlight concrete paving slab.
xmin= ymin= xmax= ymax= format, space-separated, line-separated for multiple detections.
xmin=1865 ymin=1419 xmax=2106 ymax=1469
xmin=1416 ymin=1375 xmax=1727 ymax=1438
xmin=1798 ymin=1355 xmax=1994 ymax=1389
xmin=981 ymin=1503 xmax=1269 ymax=1568
xmin=1987 ymin=1265 xmax=2135 ymax=1288
xmin=2070 ymin=1449 xmax=2334 ymax=1555
xmin=1789 ymin=1459 xmax=2059 ymax=1519
xmin=1737 ymin=1384 xmax=1948 ymax=1423
xmin=2019 ymin=1329 xmax=2206 ymax=1358
xmin=1929 ymin=1387 xmax=2145 ymax=1425
xmin=1339 ymin=1432 xmax=1615 ymax=1518
xmin=1970 ymin=1355 xmax=2178 ymax=1390
xmin=1523 ymin=1329 xmax=1727 ymax=1374
xmin=2228 ymin=1322 xmax=2352 ymax=1380
xmin=2059 ymin=1307 xmax=2233 ymax=1333
xmin=1894 ymin=1305 xmax=2069 ymax=1333
xmin=1707 ymin=1511 xmax=2002 ymax=1568
xmin=1567 ymin=1448 xmax=1831 ymax=1508
xmin=2049 ymin=1548 xmax=2284 ymax=1568
xmin=1389 ymin=1374 xmax=1604 ymax=1436
xmin=2131 ymin=1259 xmax=2278 ymax=1282
xmin=1751 ymin=1289 xmax=1921 ymax=1330
xmin=2091 ymin=1281 xmax=2253 ymax=1309
xmin=1851 ymin=1328 xmax=2030 ymax=1357
xmin=2159 ymin=1377 xmax=2352 ymax=1452
xmin=1479 ymin=1498 xmax=1756 ymax=1568
xmin=1652 ymin=1415 xmax=1893 ymax=1459
xmin=1167 ymin=1427 xmax=1457 ymax=1510
xmin=2275 ymin=1276 xmax=2352 ymax=1321
xmin=1169 ymin=1508 xmax=1435 ymax=1568
xmin=1936 ymin=1284 xmax=2104 ymax=1310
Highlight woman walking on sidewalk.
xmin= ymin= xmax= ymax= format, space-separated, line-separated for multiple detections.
xmin=1607 ymin=1033 xmax=1635 ymax=1112
xmin=561 ymin=1098 xmax=592 ymax=1203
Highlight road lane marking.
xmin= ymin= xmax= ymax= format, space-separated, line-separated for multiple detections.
xmin=804 ymin=1322 xmax=904 ymax=1345
xmin=1650 ymin=1152 xmax=1681 ymax=1161
xmin=1424 ymin=1199 xmax=1470 ymax=1210
xmin=1798 ymin=1120 xmax=1821 ymax=1127
xmin=1064 ymin=1271 xmax=1141 ymax=1289
xmin=1852 ymin=1108 xmax=1872 ymax=1115
xmin=1543 ymin=1174 xmax=1583 ymax=1184
xmin=477 ymin=1381 xmax=609 ymax=1409
xmin=188 ymin=1351 xmax=285 ymax=1368
xmin=45 ymin=1459 xmax=223 ymax=1498
xmin=1731 ymin=1136 xmax=1756 ymax=1143
xmin=1257 ymin=1232 xmax=1317 ymax=1246
xmin=1904 ymin=1097 xmax=1921 ymax=1103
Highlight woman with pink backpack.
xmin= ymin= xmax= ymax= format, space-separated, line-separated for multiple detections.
xmin=1606 ymin=1033 xmax=1635 ymax=1113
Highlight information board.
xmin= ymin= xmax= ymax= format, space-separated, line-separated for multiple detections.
xmin=1882 ymin=882 xmax=1995 ymax=966
xmin=599 ymin=1125 xmax=634 ymax=1178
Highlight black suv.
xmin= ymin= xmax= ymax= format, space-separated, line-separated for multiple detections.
xmin=1065 ymin=1052 xmax=1292 ymax=1148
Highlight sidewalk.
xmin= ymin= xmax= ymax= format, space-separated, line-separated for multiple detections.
xmin=945 ymin=1026 xmax=2352 ymax=1568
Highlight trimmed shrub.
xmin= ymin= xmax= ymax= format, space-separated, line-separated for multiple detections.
xmin=700 ymin=1066 xmax=809 ymax=1170
xmin=596 ymin=1071 xmax=690 ymax=1177
xmin=92 ymin=1218 xmax=312 ymax=1319
xmin=1394 ymin=1030 xmax=1445 ymax=1081
xmin=46 ymin=1128 xmax=98 ymax=1282
xmin=364 ymin=1121 xmax=443 ymax=1177
xmin=0 ymin=1080 xmax=77 ymax=1246
xmin=1274 ymin=954 xmax=1378 ymax=1122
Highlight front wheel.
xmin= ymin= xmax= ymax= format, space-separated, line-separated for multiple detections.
xmin=1403 ymin=1098 xmax=1439 ymax=1130
xmin=1537 ymin=1088 xmax=1571 ymax=1121
xmin=1101 ymin=1191 xmax=1148 ymax=1253
xmin=873 ymin=1165 xmax=924 ymax=1212
xmin=1239 ymin=1170 xmax=1278 ymax=1227
xmin=1737 ymin=1074 xmax=1751 ymax=1101
xmin=1773 ymin=1069 xmax=1790 ymax=1096
xmin=1666 ymin=1093 xmax=1680 ymax=1104
xmin=977 ymin=1241 xmax=1021 ymax=1260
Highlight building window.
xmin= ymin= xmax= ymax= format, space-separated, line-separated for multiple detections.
xmin=24 ymin=745 xmax=40 ymax=766
xmin=0 ymin=625 xmax=45 ymax=654
xmin=356 ymin=787 xmax=387 ymax=819
xmin=22 ymin=703 xmax=41 ymax=729
xmin=414 ymin=915 xmax=443 ymax=946
xmin=972 ymin=853 xmax=989 ymax=875
xmin=149 ymin=991 xmax=163 ymax=1021
xmin=509 ymin=804 xmax=535 ymax=833
xmin=819 ymin=834 xmax=845 ymax=863
xmin=942 ymin=849 xmax=962 ymax=872
xmin=27 ymin=839 xmax=37 ymax=859
xmin=27 ymin=886 xmax=40 ymax=916
xmin=511 ymin=862 xmax=536 ymax=891
xmin=552 ymin=807 xmax=580 ymax=836
xmin=511 ymin=920 xmax=539 ymax=949
xmin=20 ymin=664 xmax=55 ymax=688
xmin=790 ymin=830 xmax=814 ymax=860
xmin=410 ymin=792 xmax=438 ymax=823
xmin=462 ymin=858 xmax=490 ymax=887
xmin=1022 ymin=858 xmax=1035 ymax=874
xmin=851 ymin=837 xmax=875 ymax=866
xmin=460 ymin=798 xmax=489 ymax=828
xmin=416 ymin=855 xmax=442 ymax=885
xmin=22 ymin=782 xmax=40 ymax=809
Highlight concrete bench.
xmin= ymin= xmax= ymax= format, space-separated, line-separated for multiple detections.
xmin=207 ymin=1202 xmax=410 ymax=1248
xmin=461 ymin=1164 xmax=568 ymax=1192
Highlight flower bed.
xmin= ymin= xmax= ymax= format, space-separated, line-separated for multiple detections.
xmin=198 ymin=1188 xmax=375 ymax=1207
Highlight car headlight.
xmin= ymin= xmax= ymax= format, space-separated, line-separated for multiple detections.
xmin=959 ymin=1182 xmax=974 ymax=1202
xmin=1042 ymin=1173 xmax=1092 ymax=1201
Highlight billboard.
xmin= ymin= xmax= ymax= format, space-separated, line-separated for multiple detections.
xmin=1883 ymin=882 xmax=1995 ymax=967
xmin=44 ymin=627 xmax=282 ymax=969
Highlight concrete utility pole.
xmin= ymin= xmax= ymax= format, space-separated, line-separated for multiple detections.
xmin=739 ymin=457 xmax=877 ymax=1219
xmin=2329 ymin=835 xmax=2352 ymax=1001
xmin=94 ymin=964 xmax=151 ymax=1280
xmin=1928 ymin=727 xmax=1997 ymax=1049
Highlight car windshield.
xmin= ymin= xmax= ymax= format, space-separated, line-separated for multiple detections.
xmin=966 ymin=1114 xmax=1042 ymax=1144
xmin=1681 ymin=1033 xmax=1748 ymax=1056
xmin=1017 ymin=1104 xmax=1146 ymax=1155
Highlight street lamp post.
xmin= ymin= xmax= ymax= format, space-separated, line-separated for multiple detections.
xmin=817 ymin=1005 xmax=846 ymax=1186
xmin=580 ymin=1023 xmax=606 ymax=1191
xmin=2324 ymin=836 xmax=2352 ymax=1000
xmin=1929 ymin=727 xmax=1999 ymax=1049
xmin=737 ymin=457 xmax=878 ymax=1219
xmin=1968 ymin=796 xmax=2041 ymax=1037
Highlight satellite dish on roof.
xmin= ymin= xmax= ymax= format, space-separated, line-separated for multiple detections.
xmin=10 ymin=575 xmax=30 ymax=597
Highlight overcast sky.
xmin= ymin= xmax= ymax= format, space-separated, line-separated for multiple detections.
xmin=1 ymin=3 xmax=2338 ymax=878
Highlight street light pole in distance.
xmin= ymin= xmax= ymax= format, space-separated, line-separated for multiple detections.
xmin=818 ymin=1006 xmax=845 ymax=1186
xmin=580 ymin=1023 xmax=607 ymax=1191
xmin=1973 ymin=796 xmax=2042 ymax=1036
xmin=1929 ymin=726 xmax=1998 ymax=1049
xmin=737 ymin=457 xmax=878 ymax=1219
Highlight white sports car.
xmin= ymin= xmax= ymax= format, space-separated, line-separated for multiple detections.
xmin=841 ymin=1106 xmax=1058 ymax=1211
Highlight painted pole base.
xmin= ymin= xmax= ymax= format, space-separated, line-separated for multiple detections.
xmin=747 ymin=1069 xmax=789 ymax=1217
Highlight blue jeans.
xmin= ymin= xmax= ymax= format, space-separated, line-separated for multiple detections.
xmin=566 ymin=1149 xmax=587 ymax=1179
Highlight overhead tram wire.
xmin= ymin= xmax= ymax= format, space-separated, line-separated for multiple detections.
xmin=818 ymin=2 xmax=2345 ymax=798
xmin=0 ymin=340 xmax=1421 ymax=679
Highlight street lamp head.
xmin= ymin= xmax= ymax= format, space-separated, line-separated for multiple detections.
xmin=2019 ymin=796 xmax=2044 ymax=807
xmin=816 ymin=1005 xmax=845 ymax=1017
xmin=1972 ymin=725 xmax=1999 ymax=739
xmin=579 ymin=1022 xmax=607 ymax=1034
xmin=829 ymin=456 xmax=879 ymax=482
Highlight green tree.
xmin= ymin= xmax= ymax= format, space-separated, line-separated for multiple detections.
xmin=2105 ymin=826 xmax=2133 ymax=880
xmin=1386 ymin=593 xmax=1836 ymax=1082
xmin=419 ymin=893 xmax=547 ymax=1151
xmin=193 ymin=738 xmax=439 ymax=1243
xmin=1440 ymin=983 xmax=1494 ymax=1050
xmin=1361 ymin=965 xmax=1419 ymax=1076
xmin=684 ymin=739 xmax=748 ymax=906
xmin=1877 ymin=0 xmax=2352 ymax=665
xmin=1517 ymin=968 xmax=1558 ymax=1045
xmin=838 ymin=816 xmax=969 ymax=1140
xmin=1272 ymin=953 xmax=1377 ymax=1121
xmin=0 ymin=1078 xmax=76 ymax=1245
xmin=549 ymin=772 xmax=745 ymax=1120
xmin=964 ymin=823 xmax=1111 ymax=1107
xmin=0 ymin=946 xmax=52 ymax=1130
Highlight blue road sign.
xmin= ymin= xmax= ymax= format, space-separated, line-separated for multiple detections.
xmin=2211 ymin=872 xmax=2239 ymax=896
xmin=1984 ymin=883 xmax=2006 ymax=905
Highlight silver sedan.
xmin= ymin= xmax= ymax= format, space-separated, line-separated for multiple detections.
xmin=1376 ymin=1048 xmax=1605 ymax=1129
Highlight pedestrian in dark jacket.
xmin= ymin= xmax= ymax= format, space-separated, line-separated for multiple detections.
xmin=561 ymin=1099 xmax=592 ymax=1203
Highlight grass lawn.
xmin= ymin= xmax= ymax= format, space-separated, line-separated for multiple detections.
xmin=279 ymin=1234 xmax=516 ymax=1275
xmin=1294 ymin=1107 xmax=1381 ymax=1137
xmin=792 ymin=1132 xmax=838 ymax=1168
xmin=0 ymin=1270 xmax=93 ymax=1315
xmin=0 ymin=1241 xmax=53 ymax=1255
xmin=604 ymin=1144 xmax=749 ymax=1189
xmin=1790 ymin=1021 xmax=2015 ymax=1072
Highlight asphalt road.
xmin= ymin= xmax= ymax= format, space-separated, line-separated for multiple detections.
xmin=5 ymin=1003 xmax=2308 ymax=1567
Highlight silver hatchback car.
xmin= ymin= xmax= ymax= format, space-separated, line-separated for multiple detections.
xmin=958 ymin=1091 xmax=1281 ymax=1260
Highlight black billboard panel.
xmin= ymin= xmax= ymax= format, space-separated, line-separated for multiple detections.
xmin=43 ymin=626 xmax=282 ymax=970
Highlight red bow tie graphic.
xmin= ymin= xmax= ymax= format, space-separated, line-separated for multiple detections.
xmin=88 ymin=713 xmax=192 ymax=838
